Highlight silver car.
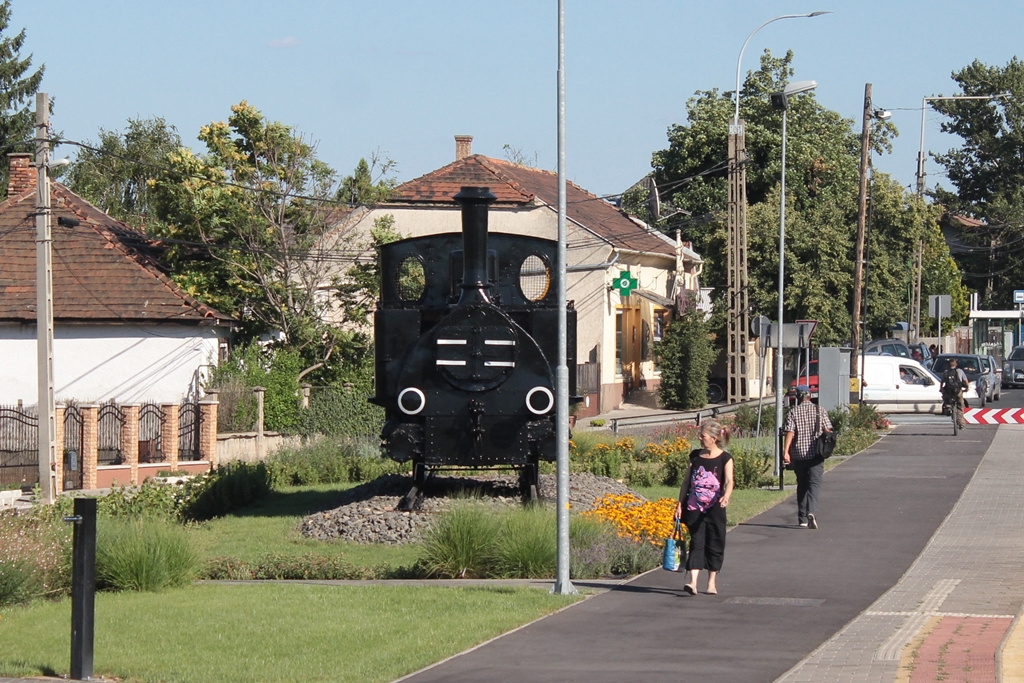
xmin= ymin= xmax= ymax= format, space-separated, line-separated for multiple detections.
xmin=1003 ymin=346 xmax=1024 ymax=389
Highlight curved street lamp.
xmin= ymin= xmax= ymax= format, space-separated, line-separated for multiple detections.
xmin=733 ymin=12 xmax=831 ymax=127
xmin=771 ymin=79 xmax=817 ymax=483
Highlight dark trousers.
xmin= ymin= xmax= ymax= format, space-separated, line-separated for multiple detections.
xmin=683 ymin=504 xmax=726 ymax=572
xmin=793 ymin=457 xmax=824 ymax=524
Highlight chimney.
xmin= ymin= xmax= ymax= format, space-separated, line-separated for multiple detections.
xmin=455 ymin=135 xmax=473 ymax=161
xmin=7 ymin=153 xmax=35 ymax=196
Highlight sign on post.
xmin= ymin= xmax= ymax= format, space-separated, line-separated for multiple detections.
xmin=1014 ymin=290 xmax=1024 ymax=304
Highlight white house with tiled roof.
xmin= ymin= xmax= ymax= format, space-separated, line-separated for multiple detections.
xmin=0 ymin=154 xmax=234 ymax=405
xmin=329 ymin=136 xmax=705 ymax=415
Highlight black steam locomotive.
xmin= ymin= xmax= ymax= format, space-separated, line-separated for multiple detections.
xmin=370 ymin=186 xmax=576 ymax=509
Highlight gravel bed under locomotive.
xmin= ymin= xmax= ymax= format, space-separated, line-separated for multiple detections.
xmin=371 ymin=187 xmax=576 ymax=509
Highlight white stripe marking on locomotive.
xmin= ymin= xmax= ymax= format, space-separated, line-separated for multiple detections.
xmin=436 ymin=360 xmax=467 ymax=366
xmin=484 ymin=361 xmax=516 ymax=367
xmin=437 ymin=339 xmax=467 ymax=345
xmin=484 ymin=339 xmax=515 ymax=346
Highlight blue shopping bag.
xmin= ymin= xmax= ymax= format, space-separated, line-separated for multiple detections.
xmin=662 ymin=520 xmax=684 ymax=571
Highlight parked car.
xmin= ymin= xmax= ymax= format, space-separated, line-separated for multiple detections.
xmin=1003 ymin=345 xmax=1024 ymax=389
xmin=864 ymin=338 xmax=911 ymax=358
xmin=860 ymin=355 xmax=954 ymax=413
xmin=931 ymin=353 xmax=999 ymax=407
xmin=787 ymin=360 xmax=819 ymax=405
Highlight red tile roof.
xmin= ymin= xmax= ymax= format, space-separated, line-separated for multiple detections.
xmin=0 ymin=183 xmax=233 ymax=325
xmin=389 ymin=155 xmax=675 ymax=257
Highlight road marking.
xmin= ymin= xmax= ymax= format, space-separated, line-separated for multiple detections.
xmin=964 ymin=408 xmax=1024 ymax=424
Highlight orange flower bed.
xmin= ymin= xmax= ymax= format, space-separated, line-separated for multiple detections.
xmin=583 ymin=493 xmax=685 ymax=547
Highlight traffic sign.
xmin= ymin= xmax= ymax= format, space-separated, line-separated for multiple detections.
xmin=963 ymin=408 xmax=1024 ymax=425
xmin=1014 ymin=290 xmax=1024 ymax=304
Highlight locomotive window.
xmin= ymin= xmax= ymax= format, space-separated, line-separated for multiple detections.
xmin=519 ymin=254 xmax=551 ymax=302
xmin=395 ymin=255 xmax=426 ymax=302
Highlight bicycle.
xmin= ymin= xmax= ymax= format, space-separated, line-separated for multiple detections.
xmin=943 ymin=393 xmax=964 ymax=436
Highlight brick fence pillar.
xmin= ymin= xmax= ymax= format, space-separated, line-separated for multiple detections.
xmin=81 ymin=404 xmax=99 ymax=490
xmin=161 ymin=403 xmax=179 ymax=472
xmin=199 ymin=394 xmax=219 ymax=467
xmin=122 ymin=404 xmax=139 ymax=485
xmin=54 ymin=405 xmax=65 ymax=495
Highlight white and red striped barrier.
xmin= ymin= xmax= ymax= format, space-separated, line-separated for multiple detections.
xmin=963 ymin=408 xmax=1024 ymax=425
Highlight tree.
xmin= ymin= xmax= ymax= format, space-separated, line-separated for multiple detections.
xmin=643 ymin=50 xmax=962 ymax=345
xmin=0 ymin=1 xmax=43 ymax=196
xmin=65 ymin=117 xmax=181 ymax=230
xmin=337 ymin=152 xmax=396 ymax=206
xmin=150 ymin=101 xmax=371 ymax=380
xmin=656 ymin=310 xmax=716 ymax=410
xmin=931 ymin=58 xmax=1024 ymax=308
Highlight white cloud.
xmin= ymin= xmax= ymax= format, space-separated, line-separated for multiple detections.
xmin=268 ymin=36 xmax=301 ymax=49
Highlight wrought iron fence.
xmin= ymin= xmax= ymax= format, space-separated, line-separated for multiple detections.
xmin=97 ymin=403 xmax=126 ymax=465
xmin=0 ymin=405 xmax=38 ymax=488
xmin=178 ymin=401 xmax=201 ymax=461
xmin=138 ymin=403 xmax=165 ymax=463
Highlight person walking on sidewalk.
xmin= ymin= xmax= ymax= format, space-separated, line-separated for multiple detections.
xmin=675 ymin=419 xmax=734 ymax=595
xmin=783 ymin=386 xmax=833 ymax=529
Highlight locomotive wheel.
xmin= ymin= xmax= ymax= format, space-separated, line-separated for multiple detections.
xmin=397 ymin=462 xmax=428 ymax=511
xmin=519 ymin=460 xmax=541 ymax=506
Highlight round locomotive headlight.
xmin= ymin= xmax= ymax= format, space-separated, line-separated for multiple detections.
xmin=398 ymin=387 xmax=426 ymax=415
xmin=525 ymin=386 xmax=555 ymax=415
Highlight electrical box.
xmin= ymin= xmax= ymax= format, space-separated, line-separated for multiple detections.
xmin=818 ymin=347 xmax=850 ymax=412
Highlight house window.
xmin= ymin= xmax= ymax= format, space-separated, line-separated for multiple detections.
xmin=642 ymin=320 xmax=652 ymax=361
xmin=653 ymin=309 xmax=668 ymax=342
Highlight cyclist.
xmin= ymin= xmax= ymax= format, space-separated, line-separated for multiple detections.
xmin=940 ymin=357 xmax=969 ymax=429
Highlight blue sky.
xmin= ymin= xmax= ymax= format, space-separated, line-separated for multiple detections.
xmin=13 ymin=1 xmax=1024 ymax=201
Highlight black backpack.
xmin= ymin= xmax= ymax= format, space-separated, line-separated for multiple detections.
xmin=942 ymin=368 xmax=963 ymax=397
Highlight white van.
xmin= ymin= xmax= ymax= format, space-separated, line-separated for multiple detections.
xmin=859 ymin=355 xmax=977 ymax=413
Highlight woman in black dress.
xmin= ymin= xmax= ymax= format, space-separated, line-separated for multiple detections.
xmin=675 ymin=419 xmax=734 ymax=595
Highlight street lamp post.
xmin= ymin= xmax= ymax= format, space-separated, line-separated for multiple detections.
xmin=770 ymin=79 xmax=817 ymax=485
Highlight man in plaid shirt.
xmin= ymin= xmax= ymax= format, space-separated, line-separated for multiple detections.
xmin=783 ymin=385 xmax=833 ymax=529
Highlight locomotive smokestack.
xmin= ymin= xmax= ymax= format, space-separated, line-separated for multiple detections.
xmin=453 ymin=186 xmax=497 ymax=304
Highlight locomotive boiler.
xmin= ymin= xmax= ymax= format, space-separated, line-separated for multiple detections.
xmin=370 ymin=186 xmax=576 ymax=509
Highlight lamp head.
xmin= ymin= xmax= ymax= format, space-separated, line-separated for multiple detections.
xmin=873 ymin=109 xmax=892 ymax=121
xmin=784 ymin=80 xmax=818 ymax=97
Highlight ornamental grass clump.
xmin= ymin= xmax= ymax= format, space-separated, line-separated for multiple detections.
xmin=96 ymin=517 xmax=199 ymax=592
xmin=0 ymin=509 xmax=71 ymax=606
xmin=419 ymin=503 xmax=501 ymax=578
xmin=491 ymin=506 xmax=557 ymax=579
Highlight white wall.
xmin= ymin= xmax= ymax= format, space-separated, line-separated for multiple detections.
xmin=0 ymin=324 xmax=224 ymax=405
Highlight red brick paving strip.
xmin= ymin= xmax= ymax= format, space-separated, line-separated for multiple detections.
xmin=909 ymin=616 xmax=1012 ymax=682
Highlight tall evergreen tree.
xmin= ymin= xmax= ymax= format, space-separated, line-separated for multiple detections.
xmin=0 ymin=0 xmax=43 ymax=196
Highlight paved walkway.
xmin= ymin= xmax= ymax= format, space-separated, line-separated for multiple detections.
xmin=399 ymin=422 xmax=1024 ymax=682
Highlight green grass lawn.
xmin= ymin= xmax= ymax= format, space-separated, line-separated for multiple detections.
xmin=0 ymin=583 xmax=580 ymax=683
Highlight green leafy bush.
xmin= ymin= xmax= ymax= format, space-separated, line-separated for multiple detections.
xmin=733 ymin=404 xmax=775 ymax=436
xmin=178 ymin=462 xmax=273 ymax=522
xmin=730 ymin=444 xmax=773 ymax=489
xmin=96 ymin=517 xmax=199 ymax=592
xmin=265 ymin=436 xmax=406 ymax=487
xmin=624 ymin=458 xmax=657 ymax=488
xmin=0 ymin=509 xmax=72 ymax=604
xmin=660 ymin=449 xmax=690 ymax=487
xmin=299 ymin=382 xmax=384 ymax=438
xmin=656 ymin=310 xmax=717 ymax=410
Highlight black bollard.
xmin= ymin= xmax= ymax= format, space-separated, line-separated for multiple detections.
xmin=66 ymin=497 xmax=96 ymax=681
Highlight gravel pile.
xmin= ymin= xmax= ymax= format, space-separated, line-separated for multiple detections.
xmin=299 ymin=472 xmax=643 ymax=545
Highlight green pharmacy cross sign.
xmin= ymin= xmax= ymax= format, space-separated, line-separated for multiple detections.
xmin=614 ymin=271 xmax=638 ymax=297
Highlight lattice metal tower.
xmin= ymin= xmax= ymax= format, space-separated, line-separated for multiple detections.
xmin=727 ymin=122 xmax=751 ymax=403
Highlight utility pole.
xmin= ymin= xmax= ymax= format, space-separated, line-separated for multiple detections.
xmin=35 ymin=91 xmax=56 ymax=504
xmin=851 ymin=83 xmax=871 ymax=384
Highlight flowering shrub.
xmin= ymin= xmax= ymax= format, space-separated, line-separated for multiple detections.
xmin=639 ymin=435 xmax=691 ymax=462
xmin=0 ymin=510 xmax=72 ymax=606
xmin=583 ymin=493 xmax=684 ymax=547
